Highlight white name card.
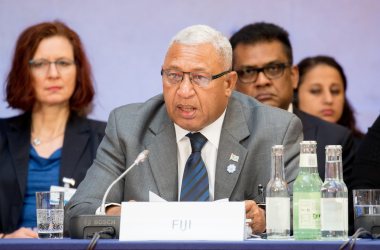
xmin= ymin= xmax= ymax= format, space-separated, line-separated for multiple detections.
xmin=119 ymin=202 xmax=245 ymax=241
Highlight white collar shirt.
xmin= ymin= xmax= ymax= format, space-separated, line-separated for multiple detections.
xmin=287 ymin=103 xmax=293 ymax=113
xmin=174 ymin=110 xmax=226 ymax=201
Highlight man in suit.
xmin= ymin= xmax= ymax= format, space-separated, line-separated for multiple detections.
xmin=350 ymin=114 xmax=380 ymax=188
xmin=230 ymin=22 xmax=355 ymax=183
xmin=348 ymin=114 xmax=380 ymax=234
xmin=65 ymin=25 xmax=303 ymax=235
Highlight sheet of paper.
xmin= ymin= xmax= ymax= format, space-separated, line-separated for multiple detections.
xmin=50 ymin=185 xmax=76 ymax=204
xmin=149 ymin=191 xmax=167 ymax=202
xmin=148 ymin=191 xmax=229 ymax=202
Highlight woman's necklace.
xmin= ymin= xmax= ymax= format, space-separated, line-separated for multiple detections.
xmin=31 ymin=132 xmax=64 ymax=146
xmin=32 ymin=137 xmax=41 ymax=146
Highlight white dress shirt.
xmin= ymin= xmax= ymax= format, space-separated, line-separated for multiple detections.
xmin=287 ymin=103 xmax=293 ymax=113
xmin=174 ymin=110 xmax=226 ymax=201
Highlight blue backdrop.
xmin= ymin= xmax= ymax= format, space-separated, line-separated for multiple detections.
xmin=0 ymin=0 xmax=379 ymax=131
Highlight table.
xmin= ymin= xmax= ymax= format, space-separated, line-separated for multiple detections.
xmin=0 ymin=238 xmax=379 ymax=250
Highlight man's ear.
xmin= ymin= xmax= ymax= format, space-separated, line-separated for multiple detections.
xmin=290 ymin=65 xmax=299 ymax=90
xmin=225 ymin=71 xmax=237 ymax=96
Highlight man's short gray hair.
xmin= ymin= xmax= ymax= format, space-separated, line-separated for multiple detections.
xmin=169 ymin=25 xmax=232 ymax=69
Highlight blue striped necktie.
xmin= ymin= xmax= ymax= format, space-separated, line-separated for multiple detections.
xmin=180 ymin=132 xmax=209 ymax=201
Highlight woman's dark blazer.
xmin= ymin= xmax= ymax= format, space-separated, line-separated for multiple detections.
xmin=0 ymin=112 xmax=106 ymax=233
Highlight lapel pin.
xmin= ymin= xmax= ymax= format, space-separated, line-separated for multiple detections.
xmin=227 ymin=164 xmax=237 ymax=174
xmin=229 ymin=153 xmax=239 ymax=162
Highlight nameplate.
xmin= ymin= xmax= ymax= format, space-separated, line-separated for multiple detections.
xmin=119 ymin=202 xmax=245 ymax=241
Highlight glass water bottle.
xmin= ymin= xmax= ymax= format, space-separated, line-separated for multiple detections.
xmin=293 ymin=141 xmax=322 ymax=240
xmin=266 ymin=145 xmax=290 ymax=239
xmin=321 ymin=145 xmax=348 ymax=240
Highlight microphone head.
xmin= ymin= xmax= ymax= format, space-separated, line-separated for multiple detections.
xmin=134 ymin=150 xmax=149 ymax=165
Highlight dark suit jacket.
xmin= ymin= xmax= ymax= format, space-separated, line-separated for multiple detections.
xmin=0 ymin=112 xmax=106 ymax=234
xmin=65 ymin=92 xmax=303 ymax=230
xmin=348 ymin=115 xmax=380 ymax=234
xmin=350 ymin=114 xmax=380 ymax=188
xmin=294 ymin=108 xmax=355 ymax=184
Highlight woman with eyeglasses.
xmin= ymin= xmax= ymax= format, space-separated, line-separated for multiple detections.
xmin=0 ymin=21 xmax=106 ymax=238
xmin=294 ymin=55 xmax=364 ymax=143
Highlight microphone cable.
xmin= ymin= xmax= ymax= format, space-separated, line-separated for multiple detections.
xmin=86 ymin=227 xmax=115 ymax=250
xmin=338 ymin=227 xmax=378 ymax=250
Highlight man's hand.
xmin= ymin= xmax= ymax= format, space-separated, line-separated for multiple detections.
xmin=245 ymin=200 xmax=265 ymax=234
xmin=3 ymin=227 xmax=38 ymax=238
xmin=106 ymin=206 xmax=121 ymax=216
xmin=105 ymin=200 xmax=136 ymax=216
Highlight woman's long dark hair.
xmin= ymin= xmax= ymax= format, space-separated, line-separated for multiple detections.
xmin=295 ymin=55 xmax=364 ymax=138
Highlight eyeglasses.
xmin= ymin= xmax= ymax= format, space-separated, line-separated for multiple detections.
xmin=29 ymin=59 xmax=76 ymax=75
xmin=235 ymin=63 xmax=290 ymax=84
xmin=161 ymin=69 xmax=230 ymax=88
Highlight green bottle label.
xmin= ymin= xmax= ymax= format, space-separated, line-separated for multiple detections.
xmin=294 ymin=192 xmax=321 ymax=229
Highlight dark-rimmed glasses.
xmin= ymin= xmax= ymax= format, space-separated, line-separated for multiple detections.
xmin=235 ymin=63 xmax=290 ymax=83
xmin=161 ymin=69 xmax=230 ymax=88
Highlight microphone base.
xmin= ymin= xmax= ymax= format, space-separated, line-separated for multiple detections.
xmin=355 ymin=215 xmax=380 ymax=238
xmin=69 ymin=215 xmax=120 ymax=239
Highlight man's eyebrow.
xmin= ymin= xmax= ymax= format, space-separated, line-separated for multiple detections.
xmin=164 ymin=66 xmax=209 ymax=72
xmin=236 ymin=60 xmax=284 ymax=69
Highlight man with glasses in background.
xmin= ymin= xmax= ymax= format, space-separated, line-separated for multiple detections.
xmin=66 ymin=24 xmax=303 ymax=235
xmin=230 ymin=22 xmax=355 ymax=187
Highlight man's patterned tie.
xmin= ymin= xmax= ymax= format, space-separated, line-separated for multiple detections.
xmin=180 ymin=132 xmax=209 ymax=201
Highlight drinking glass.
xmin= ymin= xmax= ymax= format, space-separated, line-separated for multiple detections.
xmin=352 ymin=189 xmax=380 ymax=233
xmin=35 ymin=191 xmax=64 ymax=239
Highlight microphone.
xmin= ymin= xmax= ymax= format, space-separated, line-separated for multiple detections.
xmin=99 ymin=150 xmax=149 ymax=215
xmin=69 ymin=150 xmax=149 ymax=239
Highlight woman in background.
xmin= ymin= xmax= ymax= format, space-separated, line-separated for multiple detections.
xmin=0 ymin=21 xmax=106 ymax=238
xmin=294 ymin=55 xmax=364 ymax=141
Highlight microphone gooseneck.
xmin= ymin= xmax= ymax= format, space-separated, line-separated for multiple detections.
xmin=99 ymin=150 xmax=149 ymax=215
